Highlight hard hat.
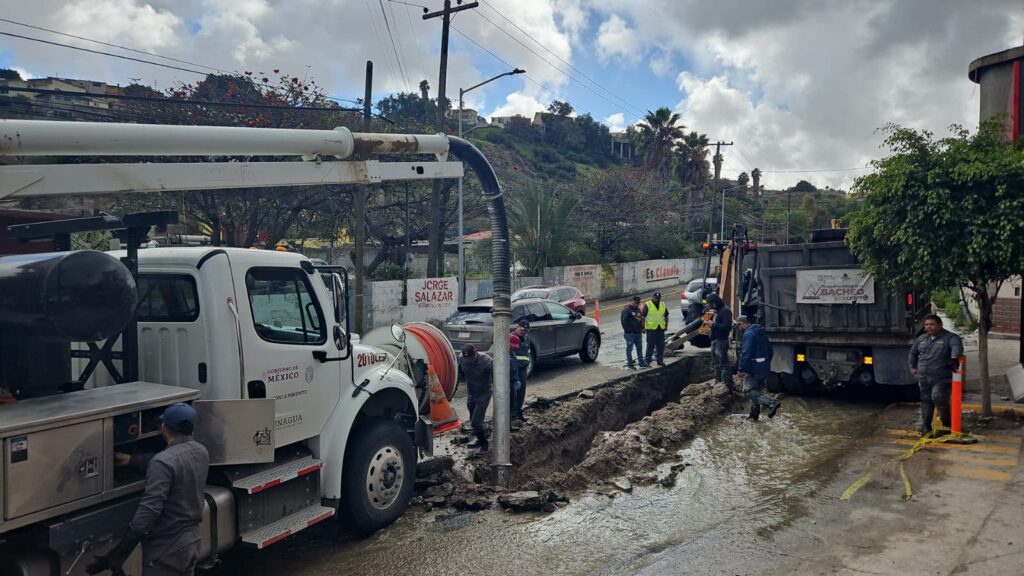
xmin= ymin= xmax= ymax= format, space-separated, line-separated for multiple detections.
xmin=275 ymin=246 xmax=287 ymax=252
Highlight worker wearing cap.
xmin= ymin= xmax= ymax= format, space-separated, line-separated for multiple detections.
xmin=459 ymin=344 xmax=493 ymax=452
xmin=707 ymin=293 xmax=736 ymax=392
xmin=736 ymin=316 xmax=781 ymax=421
xmin=908 ymin=314 xmax=964 ymax=436
xmin=620 ymin=296 xmax=648 ymax=369
xmin=642 ymin=291 xmax=669 ymax=367
xmin=511 ymin=320 xmax=531 ymax=428
xmin=88 ymin=403 xmax=210 ymax=576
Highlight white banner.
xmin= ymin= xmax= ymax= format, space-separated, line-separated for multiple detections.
xmin=405 ymin=277 xmax=460 ymax=323
xmin=796 ymin=269 xmax=875 ymax=304
xmin=564 ymin=264 xmax=601 ymax=298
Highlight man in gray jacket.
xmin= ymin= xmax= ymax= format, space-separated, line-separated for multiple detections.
xmin=88 ymin=403 xmax=210 ymax=575
xmin=908 ymin=315 xmax=964 ymax=436
xmin=459 ymin=344 xmax=494 ymax=452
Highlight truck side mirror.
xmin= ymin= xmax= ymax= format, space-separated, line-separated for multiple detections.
xmin=331 ymin=273 xmax=345 ymax=324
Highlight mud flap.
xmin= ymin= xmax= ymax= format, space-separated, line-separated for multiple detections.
xmin=415 ymin=415 xmax=434 ymax=457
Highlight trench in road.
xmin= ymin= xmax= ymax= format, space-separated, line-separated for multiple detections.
xmin=216 ymin=397 xmax=883 ymax=576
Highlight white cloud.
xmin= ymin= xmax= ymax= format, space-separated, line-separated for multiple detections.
xmin=489 ymin=92 xmax=546 ymax=119
xmin=595 ymin=14 xmax=640 ymax=64
xmin=649 ymin=52 xmax=673 ymax=77
xmin=55 ymin=0 xmax=183 ymax=52
xmin=604 ymin=112 xmax=626 ymax=132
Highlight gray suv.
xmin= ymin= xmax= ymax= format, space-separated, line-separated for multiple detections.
xmin=442 ymin=297 xmax=601 ymax=377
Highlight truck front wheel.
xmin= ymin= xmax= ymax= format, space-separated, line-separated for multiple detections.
xmin=342 ymin=419 xmax=416 ymax=535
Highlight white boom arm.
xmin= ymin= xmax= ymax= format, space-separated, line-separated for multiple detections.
xmin=0 ymin=120 xmax=462 ymax=199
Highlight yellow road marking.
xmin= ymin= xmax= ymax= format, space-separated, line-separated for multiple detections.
xmin=886 ymin=428 xmax=1023 ymax=445
xmin=946 ymin=466 xmax=1014 ymax=482
xmin=891 ymin=438 xmax=1021 ymax=454
xmin=961 ymin=403 xmax=1024 ymax=417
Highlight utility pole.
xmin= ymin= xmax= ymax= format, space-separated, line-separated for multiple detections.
xmin=786 ymin=189 xmax=792 ymax=245
xmin=710 ymin=141 xmax=733 ymax=240
xmin=405 ymin=181 xmax=411 ymax=272
xmin=424 ymin=0 xmax=479 ymax=279
xmin=354 ymin=61 xmax=372 ymax=334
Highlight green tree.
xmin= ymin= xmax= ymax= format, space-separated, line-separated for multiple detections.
xmin=848 ymin=120 xmax=1024 ymax=416
xmin=632 ymin=107 xmax=685 ymax=179
xmin=674 ymin=131 xmax=711 ymax=228
xmin=547 ymin=100 xmax=574 ymax=116
xmin=0 ymin=69 xmax=23 ymax=81
xmin=507 ymin=184 xmax=581 ymax=274
xmin=737 ymin=172 xmax=750 ymax=192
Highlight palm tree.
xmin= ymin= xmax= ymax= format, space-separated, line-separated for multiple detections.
xmin=675 ymin=131 xmax=711 ymax=226
xmin=634 ymin=107 xmax=685 ymax=178
xmin=508 ymin=184 xmax=581 ymax=274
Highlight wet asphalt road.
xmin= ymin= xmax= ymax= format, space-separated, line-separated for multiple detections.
xmin=216 ymin=397 xmax=884 ymax=576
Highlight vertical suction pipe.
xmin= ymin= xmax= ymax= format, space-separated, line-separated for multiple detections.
xmin=447 ymin=136 xmax=512 ymax=486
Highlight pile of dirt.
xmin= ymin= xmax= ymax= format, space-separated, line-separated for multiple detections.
xmin=413 ymin=355 xmax=733 ymax=513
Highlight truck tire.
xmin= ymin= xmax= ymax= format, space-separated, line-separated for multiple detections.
xmin=579 ymin=330 xmax=600 ymax=363
xmin=766 ymin=373 xmax=784 ymax=393
xmin=342 ymin=419 xmax=416 ymax=535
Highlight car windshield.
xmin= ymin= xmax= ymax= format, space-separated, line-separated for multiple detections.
xmin=513 ymin=289 xmax=549 ymax=299
xmin=445 ymin=308 xmax=493 ymax=325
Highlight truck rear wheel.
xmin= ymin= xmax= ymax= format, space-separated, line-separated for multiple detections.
xmin=342 ymin=419 xmax=416 ymax=535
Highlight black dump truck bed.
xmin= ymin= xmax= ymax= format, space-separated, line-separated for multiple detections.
xmin=757 ymin=233 xmax=927 ymax=389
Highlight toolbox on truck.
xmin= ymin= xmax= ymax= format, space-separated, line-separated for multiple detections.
xmin=0 ymin=382 xmax=199 ymax=532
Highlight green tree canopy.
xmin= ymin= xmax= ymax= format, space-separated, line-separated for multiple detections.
xmin=848 ymin=120 xmax=1024 ymax=415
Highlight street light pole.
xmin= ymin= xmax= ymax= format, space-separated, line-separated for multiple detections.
xmin=457 ymin=67 xmax=525 ymax=303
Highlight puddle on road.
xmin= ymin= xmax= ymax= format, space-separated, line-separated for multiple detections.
xmin=217 ymin=398 xmax=882 ymax=576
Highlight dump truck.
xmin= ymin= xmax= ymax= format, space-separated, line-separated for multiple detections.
xmin=0 ymin=119 xmax=511 ymax=575
xmin=758 ymin=228 xmax=928 ymax=393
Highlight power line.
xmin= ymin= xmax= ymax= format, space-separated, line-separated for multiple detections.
xmin=721 ymin=166 xmax=871 ymax=173
xmin=0 ymin=30 xmax=211 ymax=76
xmin=379 ymin=0 xmax=411 ymax=91
xmin=476 ymin=1 xmax=645 ymax=118
xmin=470 ymin=9 xmax=643 ymax=121
xmin=363 ymin=0 xmax=403 ymax=92
xmin=448 ymin=24 xmax=605 ymax=125
xmin=400 ymin=2 xmax=427 ymax=81
xmin=0 ymin=17 xmax=228 ymax=75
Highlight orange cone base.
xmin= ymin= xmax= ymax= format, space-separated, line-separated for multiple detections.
xmin=431 ymin=417 xmax=462 ymax=435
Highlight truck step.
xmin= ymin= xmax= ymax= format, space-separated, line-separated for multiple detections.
xmin=240 ymin=504 xmax=335 ymax=549
xmin=230 ymin=456 xmax=323 ymax=495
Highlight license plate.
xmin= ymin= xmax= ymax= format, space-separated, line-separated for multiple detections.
xmin=827 ymin=351 xmax=847 ymax=362
xmin=458 ymin=332 xmax=471 ymax=340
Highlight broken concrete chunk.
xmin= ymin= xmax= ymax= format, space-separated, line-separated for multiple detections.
xmin=578 ymin=389 xmax=596 ymax=399
xmin=451 ymin=495 xmax=494 ymax=511
xmin=525 ymin=394 xmax=540 ymax=406
xmin=498 ymin=491 xmax=549 ymax=511
xmin=612 ymin=478 xmax=633 ymax=493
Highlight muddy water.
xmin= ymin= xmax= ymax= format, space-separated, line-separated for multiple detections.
xmin=217 ymin=398 xmax=881 ymax=576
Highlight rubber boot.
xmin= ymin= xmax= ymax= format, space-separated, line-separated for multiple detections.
xmin=475 ymin=430 xmax=489 ymax=452
xmin=937 ymin=404 xmax=952 ymax=430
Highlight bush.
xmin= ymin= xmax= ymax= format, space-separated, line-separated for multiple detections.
xmin=931 ymin=288 xmax=978 ymax=332
xmin=370 ymin=261 xmax=410 ymax=281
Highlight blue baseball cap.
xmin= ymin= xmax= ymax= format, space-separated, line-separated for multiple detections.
xmin=160 ymin=403 xmax=197 ymax=433
xmin=517 ymin=319 xmax=530 ymax=328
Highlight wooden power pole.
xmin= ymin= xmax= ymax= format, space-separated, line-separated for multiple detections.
xmin=355 ymin=61 xmax=371 ymax=334
xmin=424 ymin=0 xmax=478 ymax=277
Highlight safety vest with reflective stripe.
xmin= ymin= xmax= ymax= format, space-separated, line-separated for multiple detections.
xmin=644 ymin=300 xmax=667 ymax=330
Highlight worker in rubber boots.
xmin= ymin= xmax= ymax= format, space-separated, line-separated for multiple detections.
xmin=509 ymin=333 xmax=525 ymax=430
xmin=908 ymin=314 xmax=964 ymax=436
xmin=511 ymin=320 xmax=531 ymax=428
xmin=707 ymin=293 xmax=735 ymax=392
xmin=88 ymin=403 xmax=210 ymax=576
xmin=459 ymin=344 xmax=493 ymax=452
xmin=736 ymin=316 xmax=780 ymax=421
xmin=642 ymin=291 xmax=669 ymax=366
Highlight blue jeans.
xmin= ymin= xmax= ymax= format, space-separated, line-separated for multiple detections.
xmin=624 ymin=332 xmax=643 ymax=366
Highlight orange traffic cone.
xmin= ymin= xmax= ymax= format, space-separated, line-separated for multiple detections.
xmin=427 ymin=364 xmax=461 ymax=435
xmin=594 ymin=298 xmax=601 ymax=324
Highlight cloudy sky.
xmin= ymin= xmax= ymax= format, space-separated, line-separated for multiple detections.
xmin=2 ymin=0 xmax=1021 ymax=188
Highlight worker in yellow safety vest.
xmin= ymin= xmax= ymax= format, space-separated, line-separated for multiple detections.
xmin=642 ymin=291 xmax=669 ymax=366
